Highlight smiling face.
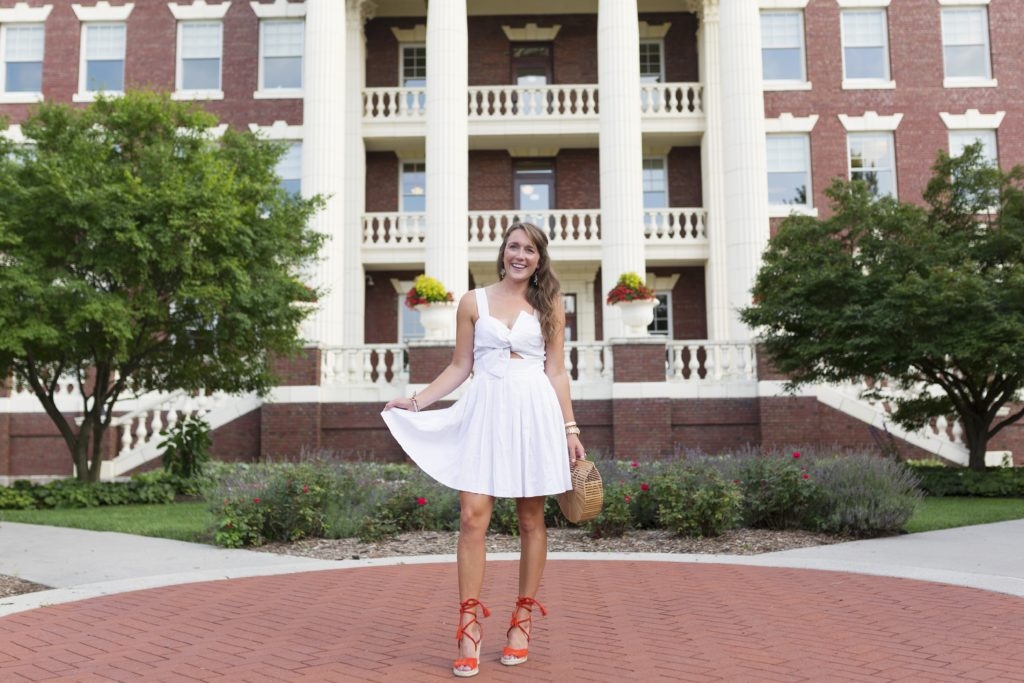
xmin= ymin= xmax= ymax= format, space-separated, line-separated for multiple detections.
xmin=500 ymin=227 xmax=541 ymax=282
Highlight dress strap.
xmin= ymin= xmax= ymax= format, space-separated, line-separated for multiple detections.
xmin=475 ymin=288 xmax=489 ymax=318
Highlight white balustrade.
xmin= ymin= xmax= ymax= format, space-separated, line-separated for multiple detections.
xmin=112 ymin=391 xmax=221 ymax=455
xmin=321 ymin=345 xmax=407 ymax=387
xmin=363 ymin=83 xmax=703 ymax=123
xmin=363 ymin=87 xmax=426 ymax=120
xmin=666 ymin=341 xmax=757 ymax=382
xmin=468 ymin=210 xmax=602 ymax=246
xmin=565 ymin=343 xmax=613 ymax=382
xmin=640 ymin=83 xmax=703 ymax=116
xmin=644 ymin=208 xmax=707 ymax=243
xmin=363 ymin=212 xmax=426 ymax=244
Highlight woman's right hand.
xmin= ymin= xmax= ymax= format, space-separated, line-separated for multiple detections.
xmin=384 ymin=397 xmax=416 ymax=412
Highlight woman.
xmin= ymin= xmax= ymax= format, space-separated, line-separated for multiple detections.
xmin=382 ymin=222 xmax=586 ymax=678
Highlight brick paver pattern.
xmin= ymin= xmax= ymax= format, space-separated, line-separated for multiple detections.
xmin=1 ymin=560 xmax=1023 ymax=682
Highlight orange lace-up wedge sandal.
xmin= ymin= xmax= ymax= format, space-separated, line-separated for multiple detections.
xmin=453 ymin=598 xmax=490 ymax=678
xmin=500 ymin=596 xmax=547 ymax=666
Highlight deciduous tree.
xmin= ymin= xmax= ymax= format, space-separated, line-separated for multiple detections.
xmin=0 ymin=91 xmax=324 ymax=481
xmin=741 ymin=144 xmax=1024 ymax=471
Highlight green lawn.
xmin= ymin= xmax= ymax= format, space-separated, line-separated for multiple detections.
xmin=0 ymin=502 xmax=213 ymax=542
xmin=905 ymin=496 xmax=1024 ymax=534
xmin=1 ymin=497 xmax=1022 ymax=544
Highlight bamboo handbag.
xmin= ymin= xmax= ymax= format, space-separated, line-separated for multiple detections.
xmin=557 ymin=459 xmax=604 ymax=523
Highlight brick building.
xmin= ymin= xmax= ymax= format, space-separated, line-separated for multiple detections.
xmin=1 ymin=0 xmax=1022 ymax=481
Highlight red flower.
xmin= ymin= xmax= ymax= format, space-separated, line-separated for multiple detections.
xmin=802 ymin=474 xmax=810 ymax=480
xmin=733 ymin=479 xmax=741 ymax=485
xmin=792 ymin=452 xmax=801 ymax=459
xmin=416 ymin=497 xmax=427 ymax=506
xmin=624 ymin=495 xmax=632 ymax=503
xmin=630 ymin=460 xmax=639 ymax=468
xmin=253 ymin=497 xmax=260 ymax=504
xmin=640 ymin=483 xmax=650 ymax=492
xmin=302 ymin=485 xmax=310 ymax=493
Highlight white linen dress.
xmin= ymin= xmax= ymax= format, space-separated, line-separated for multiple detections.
xmin=381 ymin=288 xmax=573 ymax=498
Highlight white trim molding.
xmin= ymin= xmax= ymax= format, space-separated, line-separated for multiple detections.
xmin=169 ymin=1 xmax=232 ymax=21
xmin=501 ymin=23 xmax=561 ymax=42
xmin=71 ymin=1 xmax=135 ymax=21
xmin=939 ymin=109 xmax=1005 ymax=130
xmin=836 ymin=0 xmax=891 ymax=6
xmin=758 ymin=0 xmax=809 ymax=7
xmin=838 ymin=111 xmax=903 ymax=132
xmin=638 ymin=21 xmax=671 ymax=39
xmin=0 ymin=3 xmax=53 ymax=22
xmin=391 ymin=25 xmax=426 ymax=43
xmin=250 ymin=0 xmax=305 ymax=19
xmin=248 ymin=120 xmax=303 ymax=140
xmin=937 ymin=0 xmax=989 ymax=5
xmin=764 ymin=112 xmax=819 ymax=133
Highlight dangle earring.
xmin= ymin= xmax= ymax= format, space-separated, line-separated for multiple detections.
xmin=531 ymin=272 xmax=539 ymax=287
xmin=500 ymin=268 xmax=506 ymax=280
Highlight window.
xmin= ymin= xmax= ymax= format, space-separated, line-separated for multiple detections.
xmin=399 ymin=294 xmax=425 ymax=341
xmin=639 ymin=41 xmax=663 ymax=83
xmin=766 ymin=134 xmax=811 ymax=206
xmin=514 ymin=160 xmax=554 ymax=227
xmin=177 ymin=22 xmax=222 ymax=93
xmin=761 ymin=12 xmax=805 ymax=82
xmin=841 ymin=9 xmax=890 ymax=84
xmin=402 ymin=44 xmax=425 ymax=87
xmin=401 ymin=162 xmax=425 ymax=213
xmin=848 ymin=132 xmax=896 ymax=197
xmin=2 ymin=24 xmax=43 ymax=94
xmin=81 ymin=23 xmax=126 ymax=93
xmin=642 ymin=158 xmax=668 ymax=209
xmin=648 ymin=293 xmax=671 ymax=337
xmin=276 ymin=142 xmax=302 ymax=195
xmin=261 ymin=19 xmax=303 ymax=90
xmin=949 ymin=130 xmax=997 ymax=165
xmin=941 ymin=7 xmax=992 ymax=83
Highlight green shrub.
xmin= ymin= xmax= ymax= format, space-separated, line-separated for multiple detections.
xmin=727 ymin=449 xmax=822 ymax=529
xmin=654 ymin=467 xmax=742 ymax=537
xmin=0 ymin=486 xmax=35 ymax=510
xmin=159 ymin=415 xmax=212 ymax=480
xmin=908 ymin=462 xmax=1024 ymax=497
xmin=586 ymin=480 xmax=634 ymax=538
xmin=809 ymin=455 xmax=922 ymax=535
xmin=490 ymin=498 xmax=521 ymax=536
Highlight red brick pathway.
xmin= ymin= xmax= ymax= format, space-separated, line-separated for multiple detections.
xmin=1 ymin=559 xmax=1023 ymax=682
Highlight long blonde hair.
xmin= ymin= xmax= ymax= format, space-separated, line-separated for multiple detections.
xmin=496 ymin=223 xmax=562 ymax=344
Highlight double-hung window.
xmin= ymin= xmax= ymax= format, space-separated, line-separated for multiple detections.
xmin=642 ymin=158 xmax=668 ymax=233
xmin=177 ymin=22 xmax=222 ymax=95
xmin=277 ymin=142 xmax=302 ymax=196
xmin=1 ymin=24 xmax=44 ymax=98
xmin=949 ymin=130 xmax=997 ymax=166
xmin=0 ymin=3 xmax=50 ymax=101
xmin=761 ymin=11 xmax=807 ymax=87
xmin=401 ymin=44 xmax=425 ymax=113
xmin=260 ymin=19 xmax=303 ymax=91
xmin=941 ymin=6 xmax=994 ymax=87
xmin=401 ymin=162 xmax=426 ymax=213
xmin=840 ymin=7 xmax=893 ymax=88
xmin=648 ymin=293 xmax=671 ymax=337
xmin=639 ymin=40 xmax=664 ymax=112
xmin=848 ymin=133 xmax=896 ymax=198
xmin=81 ymin=23 xmax=126 ymax=94
xmin=767 ymin=134 xmax=811 ymax=207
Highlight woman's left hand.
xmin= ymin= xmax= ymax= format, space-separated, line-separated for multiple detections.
xmin=567 ymin=434 xmax=586 ymax=466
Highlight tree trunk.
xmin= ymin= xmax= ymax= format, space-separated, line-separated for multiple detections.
xmin=962 ymin=418 xmax=989 ymax=472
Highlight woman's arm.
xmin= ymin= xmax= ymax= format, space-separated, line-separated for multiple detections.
xmin=544 ymin=297 xmax=586 ymax=464
xmin=384 ymin=291 xmax=477 ymax=412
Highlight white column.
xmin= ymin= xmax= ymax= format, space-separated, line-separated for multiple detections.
xmin=302 ymin=0 xmax=347 ymax=346
xmin=342 ymin=0 xmax=367 ymax=345
xmin=598 ymin=0 xmax=645 ymax=340
xmin=719 ymin=0 xmax=770 ymax=341
xmin=425 ymin=0 xmax=469 ymax=313
xmin=700 ymin=1 xmax=730 ymax=340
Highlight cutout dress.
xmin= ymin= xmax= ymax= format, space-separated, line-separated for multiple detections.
xmin=381 ymin=288 xmax=573 ymax=498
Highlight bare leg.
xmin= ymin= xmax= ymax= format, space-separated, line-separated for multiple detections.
xmin=457 ymin=492 xmax=494 ymax=663
xmin=507 ymin=496 xmax=547 ymax=652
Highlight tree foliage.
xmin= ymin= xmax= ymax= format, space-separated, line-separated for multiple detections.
xmin=741 ymin=144 xmax=1024 ymax=470
xmin=0 ymin=91 xmax=325 ymax=481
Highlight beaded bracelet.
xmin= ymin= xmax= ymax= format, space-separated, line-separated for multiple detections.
xmin=565 ymin=424 xmax=581 ymax=437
